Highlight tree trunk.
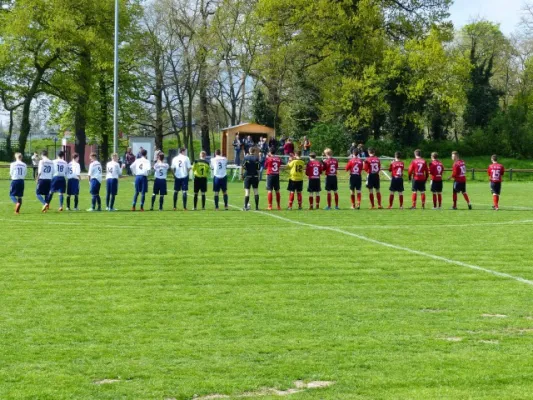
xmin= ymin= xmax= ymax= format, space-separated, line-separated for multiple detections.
xmin=154 ymin=52 xmax=164 ymax=151
xmin=6 ymin=109 xmax=13 ymax=160
xmin=200 ymin=84 xmax=210 ymax=154
xmin=187 ymin=99 xmax=195 ymax=161
xmin=75 ymin=50 xmax=92 ymax=170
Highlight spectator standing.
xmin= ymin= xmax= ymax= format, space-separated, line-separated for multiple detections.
xmin=153 ymin=147 xmax=161 ymax=163
xmin=284 ymin=138 xmax=295 ymax=156
xmin=302 ymin=136 xmax=311 ymax=157
xmin=124 ymin=147 xmax=136 ymax=176
xmin=31 ymin=152 xmax=40 ymax=179
xmin=244 ymin=135 xmax=254 ymax=154
xmin=233 ymin=134 xmax=242 ymax=164
xmin=268 ymin=136 xmax=278 ymax=151
xmin=349 ymin=142 xmax=357 ymax=156
xmin=136 ymin=146 xmax=144 ymax=159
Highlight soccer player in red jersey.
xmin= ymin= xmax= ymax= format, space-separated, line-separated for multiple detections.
xmin=363 ymin=148 xmax=383 ymax=209
xmin=408 ymin=149 xmax=429 ymax=209
xmin=449 ymin=151 xmax=472 ymax=210
xmin=487 ymin=154 xmax=505 ymax=211
xmin=429 ymin=152 xmax=444 ymax=209
xmin=306 ymin=152 xmax=323 ymax=209
xmin=322 ymin=148 xmax=340 ymax=210
xmin=345 ymin=153 xmax=364 ymax=209
xmin=388 ymin=152 xmax=405 ymax=209
xmin=264 ymin=147 xmax=282 ymax=210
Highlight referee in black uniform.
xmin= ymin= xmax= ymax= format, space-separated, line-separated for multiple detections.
xmin=241 ymin=147 xmax=261 ymax=210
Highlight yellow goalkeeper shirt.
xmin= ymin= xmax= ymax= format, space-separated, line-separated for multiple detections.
xmin=193 ymin=159 xmax=210 ymax=178
xmin=288 ymin=159 xmax=306 ymax=181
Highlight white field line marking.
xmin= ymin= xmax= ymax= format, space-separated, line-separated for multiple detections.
xmin=246 ymin=208 xmax=533 ymax=287
xmin=473 ymin=203 xmax=533 ymax=211
xmin=336 ymin=219 xmax=533 ymax=229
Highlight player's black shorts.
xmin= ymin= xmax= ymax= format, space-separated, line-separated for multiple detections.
xmin=366 ymin=173 xmax=380 ymax=190
xmin=307 ymin=179 xmax=321 ymax=193
xmin=431 ymin=180 xmax=443 ymax=193
xmin=325 ymin=175 xmax=338 ymax=191
xmin=153 ymin=178 xmax=168 ymax=195
xmin=389 ymin=177 xmax=404 ymax=192
xmin=287 ymin=180 xmax=303 ymax=192
xmin=244 ymin=176 xmax=259 ymax=189
xmin=10 ymin=180 xmax=24 ymax=197
xmin=106 ymin=178 xmax=119 ymax=196
xmin=194 ymin=177 xmax=208 ymax=193
xmin=490 ymin=182 xmax=502 ymax=195
xmin=349 ymin=175 xmax=362 ymax=191
xmin=453 ymin=181 xmax=467 ymax=193
xmin=266 ymin=174 xmax=280 ymax=191
xmin=411 ymin=180 xmax=427 ymax=192
xmin=67 ymin=179 xmax=80 ymax=196
xmin=36 ymin=179 xmax=51 ymax=195
xmin=213 ymin=176 xmax=227 ymax=193
xmin=174 ymin=177 xmax=189 ymax=192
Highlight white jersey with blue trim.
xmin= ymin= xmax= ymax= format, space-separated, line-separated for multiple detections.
xmin=88 ymin=161 xmax=103 ymax=182
xmin=131 ymin=157 xmax=151 ymax=176
xmin=53 ymin=159 xmax=68 ymax=178
xmin=106 ymin=161 xmax=122 ymax=179
xmin=67 ymin=161 xmax=81 ymax=180
xmin=10 ymin=160 xmax=27 ymax=180
xmin=38 ymin=157 xmax=54 ymax=180
xmin=210 ymin=156 xmax=228 ymax=178
xmin=154 ymin=162 xmax=170 ymax=180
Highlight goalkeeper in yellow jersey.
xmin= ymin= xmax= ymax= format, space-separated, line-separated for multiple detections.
xmin=287 ymin=152 xmax=306 ymax=210
xmin=192 ymin=151 xmax=210 ymax=210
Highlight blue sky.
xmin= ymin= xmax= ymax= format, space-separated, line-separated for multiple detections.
xmin=450 ymin=0 xmax=524 ymax=34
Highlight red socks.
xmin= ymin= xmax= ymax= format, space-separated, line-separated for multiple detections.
xmin=463 ymin=193 xmax=470 ymax=204
xmin=376 ymin=193 xmax=382 ymax=207
xmin=350 ymin=194 xmax=356 ymax=207
xmin=433 ymin=194 xmax=437 ymax=208
xmin=369 ymin=193 xmax=375 ymax=207
xmin=334 ymin=193 xmax=339 ymax=207
xmin=309 ymin=196 xmax=314 ymax=208
xmin=438 ymin=194 xmax=442 ymax=207
xmin=276 ymin=191 xmax=281 ymax=207
xmin=327 ymin=193 xmax=332 ymax=207
xmin=493 ymin=194 xmax=499 ymax=208
xmin=267 ymin=192 xmax=273 ymax=207
xmin=316 ymin=195 xmax=320 ymax=208
xmin=412 ymin=193 xmax=417 ymax=207
xmin=399 ymin=194 xmax=404 ymax=208
xmin=357 ymin=193 xmax=361 ymax=205
xmin=297 ymin=192 xmax=302 ymax=206
xmin=389 ymin=194 xmax=394 ymax=207
xmin=289 ymin=192 xmax=294 ymax=207
xmin=453 ymin=192 xmax=458 ymax=207
xmin=421 ymin=193 xmax=426 ymax=207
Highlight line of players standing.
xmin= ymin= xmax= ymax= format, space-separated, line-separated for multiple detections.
xmin=8 ymin=146 xmax=505 ymax=214
xmin=238 ymin=146 xmax=505 ymax=212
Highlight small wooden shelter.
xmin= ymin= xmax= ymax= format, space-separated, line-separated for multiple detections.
xmin=221 ymin=122 xmax=276 ymax=161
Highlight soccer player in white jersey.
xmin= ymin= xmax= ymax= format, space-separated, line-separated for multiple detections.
xmin=106 ymin=153 xmax=122 ymax=211
xmin=130 ymin=148 xmax=151 ymax=211
xmin=210 ymin=149 xmax=229 ymax=210
xmin=151 ymin=152 xmax=170 ymax=211
xmin=66 ymin=153 xmax=81 ymax=211
xmin=36 ymin=150 xmax=54 ymax=212
xmin=46 ymin=151 xmax=68 ymax=211
xmin=87 ymin=152 xmax=103 ymax=211
xmin=9 ymin=153 xmax=27 ymax=214
xmin=171 ymin=147 xmax=192 ymax=210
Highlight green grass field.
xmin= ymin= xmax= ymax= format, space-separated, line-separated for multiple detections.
xmin=1 ymin=178 xmax=533 ymax=399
